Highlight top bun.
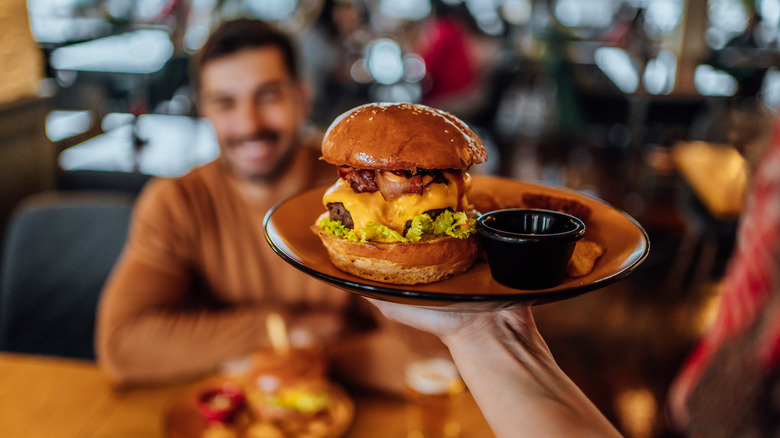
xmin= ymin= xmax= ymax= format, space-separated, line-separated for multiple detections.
xmin=321 ymin=102 xmax=487 ymax=170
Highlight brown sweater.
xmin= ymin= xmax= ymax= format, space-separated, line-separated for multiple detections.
xmin=96 ymin=147 xmax=431 ymax=388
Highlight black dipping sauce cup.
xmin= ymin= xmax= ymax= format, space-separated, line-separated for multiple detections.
xmin=476 ymin=209 xmax=586 ymax=290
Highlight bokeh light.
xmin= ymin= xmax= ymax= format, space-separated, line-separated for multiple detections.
xmin=366 ymin=38 xmax=404 ymax=85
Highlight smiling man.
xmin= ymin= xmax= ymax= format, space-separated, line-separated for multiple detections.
xmin=198 ymin=36 xmax=306 ymax=182
xmin=94 ymin=19 xmax=397 ymax=386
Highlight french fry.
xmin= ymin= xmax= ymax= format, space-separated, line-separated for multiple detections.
xmin=566 ymin=239 xmax=605 ymax=278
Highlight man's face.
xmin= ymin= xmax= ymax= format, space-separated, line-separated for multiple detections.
xmin=199 ymin=47 xmax=308 ymax=181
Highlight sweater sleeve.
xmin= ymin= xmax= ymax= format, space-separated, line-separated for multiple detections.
xmin=95 ymin=179 xmax=285 ymax=385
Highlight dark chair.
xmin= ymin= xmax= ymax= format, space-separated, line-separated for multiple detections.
xmin=57 ymin=169 xmax=153 ymax=198
xmin=662 ymin=184 xmax=738 ymax=295
xmin=0 ymin=191 xmax=134 ymax=360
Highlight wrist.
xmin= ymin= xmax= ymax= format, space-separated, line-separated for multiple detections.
xmin=441 ymin=315 xmax=524 ymax=378
xmin=440 ymin=317 xmax=496 ymax=350
xmin=440 ymin=308 xmax=543 ymax=366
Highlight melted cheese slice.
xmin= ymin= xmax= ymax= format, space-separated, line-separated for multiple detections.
xmin=323 ymin=172 xmax=470 ymax=235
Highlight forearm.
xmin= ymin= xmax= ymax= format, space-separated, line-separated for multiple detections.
xmin=97 ymin=304 xmax=282 ymax=386
xmin=442 ymin=311 xmax=622 ymax=438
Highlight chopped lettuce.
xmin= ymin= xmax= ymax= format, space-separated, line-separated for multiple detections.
xmin=404 ymin=214 xmax=433 ymax=242
xmin=436 ymin=210 xmax=475 ymax=239
xmin=361 ymin=222 xmax=407 ymax=242
xmin=319 ymin=218 xmax=360 ymax=242
xmin=319 ymin=211 xmax=475 ymax=244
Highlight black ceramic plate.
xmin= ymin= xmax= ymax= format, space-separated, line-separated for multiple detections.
xmin=263 ymin=175 xmax=649 ymax=310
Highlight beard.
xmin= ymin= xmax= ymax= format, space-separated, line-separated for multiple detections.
xmin=229 ymin=129 xmax=280 ymax=146
xmin=223 ymin=128 xmax=299 ymax=183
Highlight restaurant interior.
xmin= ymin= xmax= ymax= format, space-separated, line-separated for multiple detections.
xmin=1 ymin=0 xmax=779 ymax=437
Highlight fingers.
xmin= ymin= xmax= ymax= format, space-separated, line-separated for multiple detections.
xmin=363 ymin=297 xmax=479 ymax=338
xmin=363 ymin=297 xmax=399 ymax=317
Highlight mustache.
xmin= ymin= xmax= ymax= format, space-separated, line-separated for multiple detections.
xmin=229 ymin=130 xmax=280 ymax=146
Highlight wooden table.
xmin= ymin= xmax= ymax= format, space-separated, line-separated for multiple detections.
xmin=0 ymin=353 xmax=493 ymax=438
xmin=672 ymin=141 xmax=748 ymax=220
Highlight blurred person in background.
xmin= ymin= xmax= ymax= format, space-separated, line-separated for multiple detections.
xmin=95 ymin=18 xmax=425 ymax=391
xmin=665 ymin=109 xmax=780 ymax=436
xmin=300 ymin=0 xmax=374 ymax=126
xmin=414 ymin=0 xmax=484 ymax=119
xmin=369 ymin=111 xmax=780 ymax=437
xmin=601 ymin=6 xmax=653 ymax=82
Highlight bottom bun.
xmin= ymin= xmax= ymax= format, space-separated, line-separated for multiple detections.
xmin=312 ymin=228 xmax=480 ymax=285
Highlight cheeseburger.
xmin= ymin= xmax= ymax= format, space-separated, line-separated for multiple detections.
xmin=312 ymin=102 xmax=487 ymax=285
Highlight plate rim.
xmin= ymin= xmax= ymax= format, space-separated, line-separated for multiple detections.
xmin=263 ymin=176 xmax=650 ymax=304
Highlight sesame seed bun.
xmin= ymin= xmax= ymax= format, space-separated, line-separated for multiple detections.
xmin=321 ymin=102 xmax=486 ymax=171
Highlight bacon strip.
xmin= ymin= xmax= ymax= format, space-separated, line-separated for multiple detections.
xmin=338 ymin=167 xmax=463 ymax=200
xmin=375 ymin=171 xmax=422 ymax=200
xmin=343 ymin=168 xmax=379 ymax=193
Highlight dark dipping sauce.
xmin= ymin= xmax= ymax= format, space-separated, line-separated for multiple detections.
xmin=476 ymin=209 xmax=585 ymax=290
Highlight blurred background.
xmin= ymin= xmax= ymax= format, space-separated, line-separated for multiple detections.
xmin=1 ymin=0 xmax=779 ymax=437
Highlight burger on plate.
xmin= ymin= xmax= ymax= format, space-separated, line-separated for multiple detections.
xmin=312 ymin=102 xmax=487 ymax=285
